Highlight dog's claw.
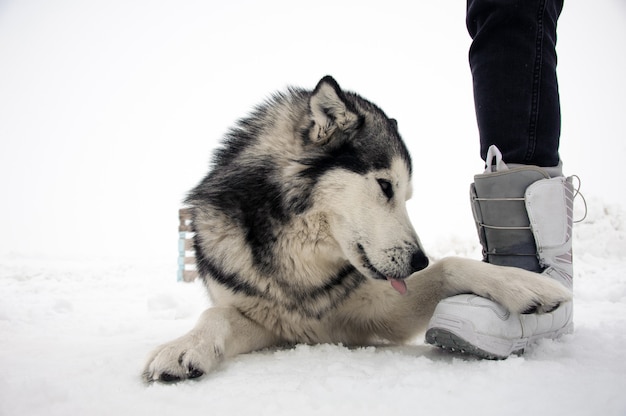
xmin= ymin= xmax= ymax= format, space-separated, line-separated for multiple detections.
xmin=545 ymin=302 xmax=560 ymax=313
xmin=188 ymin=367 xmax=204 ymax=379
xmin=158 ymin=372 xmax=182 ymax=383
xmin=521 ymin=299 xmax=562 ymax=315
xmin=521 ymin=304 xmax=540 ymax=314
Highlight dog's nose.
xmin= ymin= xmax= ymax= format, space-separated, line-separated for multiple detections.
xmin=410 ymin=251 xmax=429 ymax=272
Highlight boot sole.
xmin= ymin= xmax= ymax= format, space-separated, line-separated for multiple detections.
xmin=425 ymin=322 xmax=574 ymax=360
xmin=425 ymin=327 xmax=518 ymax=360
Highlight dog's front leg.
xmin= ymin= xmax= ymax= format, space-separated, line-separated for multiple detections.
xmin=430 ymin=257 xmax=572 ymax=313
xmin=143 ymin=306 xmax=278 ymax=382
xmin=371 ymin=257 xmax=572 ymax=343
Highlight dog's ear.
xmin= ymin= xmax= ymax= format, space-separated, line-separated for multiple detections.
xmin=307 ymin=76 xmax=360 ymax=145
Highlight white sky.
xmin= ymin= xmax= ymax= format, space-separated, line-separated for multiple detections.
xmin=0 ymin=0 xmax=624 ymax=260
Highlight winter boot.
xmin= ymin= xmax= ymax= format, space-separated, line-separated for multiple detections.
xmin=425 ymin=145 xmax=576 ymax=359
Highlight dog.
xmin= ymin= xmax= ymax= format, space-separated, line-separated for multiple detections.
xmin=143 ymin=76 xmax=571 ymax=382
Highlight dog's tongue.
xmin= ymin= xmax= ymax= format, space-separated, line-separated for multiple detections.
xmin=387 ymin=277 xmax=407 ymax=295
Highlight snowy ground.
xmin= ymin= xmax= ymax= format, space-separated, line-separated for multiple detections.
xmin=1 ymin=0 xmax=626 ymax=415
xmin=1 ymin=198 xmax=626 ymax=416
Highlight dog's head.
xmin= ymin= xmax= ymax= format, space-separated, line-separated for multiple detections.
xmin=300 ymin=76 xmax=429 ymax=293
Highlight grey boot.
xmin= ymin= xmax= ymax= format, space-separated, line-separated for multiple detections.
xmin=471 ymin=146 xmax=574 ymax=290
xmin=425 ymin=145 xmax=576 ymax=358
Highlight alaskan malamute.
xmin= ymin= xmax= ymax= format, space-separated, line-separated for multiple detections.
xmin=143 ymin=76 xmax=570 ymax=382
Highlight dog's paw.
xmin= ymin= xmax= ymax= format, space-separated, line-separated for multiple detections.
xmin=143 ymin=334 xmax=222 ymax=383
xmin=489 ymin=268 xmax=572 ymax=315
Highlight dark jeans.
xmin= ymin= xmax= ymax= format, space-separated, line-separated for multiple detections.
xmin=467 ymin=0 xmax=563 ymax=167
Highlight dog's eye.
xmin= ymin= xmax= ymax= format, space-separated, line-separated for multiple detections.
xmin=377 ymin=179 xmax=394 ymax=200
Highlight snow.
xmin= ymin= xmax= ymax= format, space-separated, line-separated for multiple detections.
xmin=1 ymin=1 xmax=625 ymax=415
xmin=2 ymin=203 xmax=626 ymax=416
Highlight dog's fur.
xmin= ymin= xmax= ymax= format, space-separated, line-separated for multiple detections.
xmin=143 ymin=76 xmax=571 ymax=382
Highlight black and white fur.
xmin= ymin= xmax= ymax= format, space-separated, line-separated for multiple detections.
xmin=143 ymin=76 xmax=571 ymax=382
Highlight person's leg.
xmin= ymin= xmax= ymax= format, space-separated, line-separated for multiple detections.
xmin=465 ymin=0 xmax=571 ymax=284
xmin=468 ymin=0 xmax=563 ymax=167
xmin=425 ymin=0 xmax=574 ymax=359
